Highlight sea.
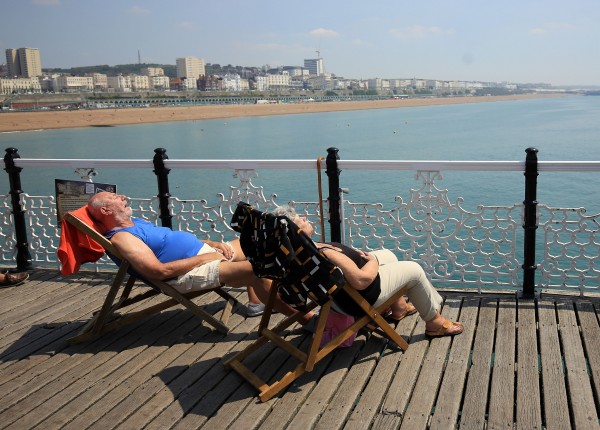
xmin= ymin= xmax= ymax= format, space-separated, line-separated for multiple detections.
xmin=1 ymin=95 xmax=600 ymax=215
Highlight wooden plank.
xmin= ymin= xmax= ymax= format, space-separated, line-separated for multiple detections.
xmin=577 ymin=301 xmax=600 ymax=404
xmin=400 ymin=298 xmax=461 ymax=430
xmin=538 ymin=299 xmax=571 ymax=429
xmin=0 ymin=279 xmax=110 ymax=353
xmin=114 ymin=308 xmax=260 ymax=430
xmin=65 ymin=300 xmax=243 ymax=430
xmin=196 ymin=334 xmax=312 ymax=429
xmin=181 ymin=333 xmax=310 ymax=429
xmin=487 ymin=298 xmax=516 ymax=428
xmin=313 ymin=335 xmax=390 ymax=429
xmin=430 ymin=297 xmax=479 ymax=430
xmin=279 ymin=337 xmax=366 ymax=430
xmin=0 ymin=288 xmax=110 ymax=384
xmin=380 ymin=318 xmax=429 ymax=416
xmin=557 ymin=300 xmax=598 ymax=429
xmin=0 ymin=269 xmax=69 ymax=314
xmin=232 ymin=348 xmax=337 ymax=430
xmin=459 ymin=298 xmax=497 ymax=430
xmin=143 ymin=315 xmax=284 ymax=430
xmin=0 ymin=294 xmax=167 ymax=416
xmin=39 ymin=311 xmax=217 ymax=430
xmin=515 ymin=299 xmax=542 ymax=430
xmin=343 ymin=314 xmax=417 ymax=430
xmin=3 ymin=310 xmax=190 ymax=429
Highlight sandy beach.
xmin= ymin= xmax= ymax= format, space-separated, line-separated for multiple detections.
xmin=0 ymin=93 xmax=565 ymax=133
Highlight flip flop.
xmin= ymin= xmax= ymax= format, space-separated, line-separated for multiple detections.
xmin=386 ymin=304 xmax=417 ymax=321
xmin=425 ymin=320 xmax=463 ymax=338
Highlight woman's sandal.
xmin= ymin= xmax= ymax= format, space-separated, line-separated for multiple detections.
xmin=425 ymin=320 xmax=464 ymax=338
xmin=386 ymin=304 xmax=417 ymax=321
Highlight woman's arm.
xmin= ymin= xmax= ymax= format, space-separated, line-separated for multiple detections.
xmin=321 ymin=248 xmax=379 ymax=290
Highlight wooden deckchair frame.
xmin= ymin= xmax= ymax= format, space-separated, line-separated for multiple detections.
xmin=63 ymin=212 xmax=236 ymax=344
xmin=223 ymin=204 xmax=409 ymax=402
xmin=224 ymin=280 xmax=409 ymax=402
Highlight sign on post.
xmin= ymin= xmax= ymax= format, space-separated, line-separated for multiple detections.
xmin=55 ymin=179 xmax=116 ymax=225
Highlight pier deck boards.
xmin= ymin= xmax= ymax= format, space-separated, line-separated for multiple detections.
xmin=0 ymin=268 xmax=598 ymax=429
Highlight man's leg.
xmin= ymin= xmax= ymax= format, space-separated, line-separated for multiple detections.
xmin=219 ymin=261 xmax=314 ymax=324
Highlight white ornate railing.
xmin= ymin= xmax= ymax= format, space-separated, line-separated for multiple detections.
xmin=2 ymin=155 xmax=599 ymax=296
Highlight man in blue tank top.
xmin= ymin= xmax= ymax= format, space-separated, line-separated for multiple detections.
xmin=87 ymin=192 xmax=312 ymax=323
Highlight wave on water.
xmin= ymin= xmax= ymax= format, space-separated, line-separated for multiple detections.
xmin=0 ymin=129 xmax=45 ymax=134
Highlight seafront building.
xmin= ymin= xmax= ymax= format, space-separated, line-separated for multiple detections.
xmin=304 ymin=58 xmax=324 ymax=76
xmin=54 ymin=75 xmax=94 ymax=92
xmin=140 ymin=67 xmax=165 ymax=77
xmin=0 ymin=46 xmax=537 ymax=96
xmin=0 ymin=76 xmax=41 ymax=94
xmin=176 ymin=57 xmax=206 ymax=81
xmin=5 ymin=47 xmax=42 ymax=78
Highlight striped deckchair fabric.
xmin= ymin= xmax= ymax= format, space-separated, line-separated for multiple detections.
xmin=230 ymin=202 xmax=346 ymax=309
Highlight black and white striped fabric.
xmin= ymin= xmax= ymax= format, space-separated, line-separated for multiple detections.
xmin=230 ymin=202 xmax=346 ymax=309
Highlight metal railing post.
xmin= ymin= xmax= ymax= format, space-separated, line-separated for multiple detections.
xmin=521 ymin=147 xmax=538 ymax=299
xmin=153 ymin=148 xmax=173 ymax=229
xmin=3 ymin=148 xmax=33 ymax=270
xmin=326 ymin=147 xmax=341 ymax=242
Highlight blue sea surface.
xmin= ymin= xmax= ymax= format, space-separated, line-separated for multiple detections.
xmin=1 ymin=96 xmax=599 ymax=213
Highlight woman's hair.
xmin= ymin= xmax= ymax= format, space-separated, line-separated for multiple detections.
xmin=272 ymin=205 xmax=297 ymax=219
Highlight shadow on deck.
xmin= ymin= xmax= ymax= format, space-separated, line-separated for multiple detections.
xmin=0 ymin=268 xmax=598 ymax=429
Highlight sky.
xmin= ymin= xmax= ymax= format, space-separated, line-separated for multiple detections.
xmin=1 ymin=0 xmax=599 ymax=87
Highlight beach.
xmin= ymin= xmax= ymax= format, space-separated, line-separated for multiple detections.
xmin=0 ymin=93 xmax=565 ymax=133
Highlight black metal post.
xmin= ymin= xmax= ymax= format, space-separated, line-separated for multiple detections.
xmin=152 ymin=148 xmax=173 ymax=229
xmin=3 ymin=148 xmax=33 ymax=270
xmin=521 ymin=147 xmax=538 ymax=299
xmin=326 ymin=147 xmax=342 ymax=243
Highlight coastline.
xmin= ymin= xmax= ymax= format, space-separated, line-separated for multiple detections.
xmin=0 ymin=93 xmax=566 ymax=133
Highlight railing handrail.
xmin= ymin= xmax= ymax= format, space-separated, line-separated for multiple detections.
xmin=13 ymin=157 xmax=600 ymax=172
xmin=4 ymin=147 xmax=600 ymax=296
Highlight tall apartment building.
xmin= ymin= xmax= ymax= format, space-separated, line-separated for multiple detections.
xmin=176 ymin=57 xmax=205 ymax=80
xmin=5 ymin=48 xmax=42 ymax=78
xmin=303 ymin=58 xmax=324 ymax=76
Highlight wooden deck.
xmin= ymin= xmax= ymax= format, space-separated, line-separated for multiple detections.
xmin=0 ymin=268 xmax=598 ymax=429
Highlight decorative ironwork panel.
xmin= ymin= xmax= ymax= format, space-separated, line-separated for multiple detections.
xmin=0 ymin=194 xmax=16 ymax=264
xmin=127 ymin=196 xmax=161 ymax=224
xmin=538 ymin=205 xmax=600 ymax=294
xmin=345 ymin=171 xmax=522 ymax=291
xmin=22 ymin=194 xmax=60 ymax=266
xmin=169 ymin=169 xmax=280 ymax=242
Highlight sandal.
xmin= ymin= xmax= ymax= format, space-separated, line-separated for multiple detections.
xmin=425 ymin=320 xmax=463 ymax=338
xmin=386 ymin=304 xmax=417 ymax=321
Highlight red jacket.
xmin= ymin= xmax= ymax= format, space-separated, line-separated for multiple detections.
xmin=57 ymin=206 xmax=105 ymax=276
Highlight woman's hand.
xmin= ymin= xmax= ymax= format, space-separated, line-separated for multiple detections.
xmin=321 ymin=248 xmax=378 ymax=290
xmin=211 ymin=242 xmax=235 ymax=260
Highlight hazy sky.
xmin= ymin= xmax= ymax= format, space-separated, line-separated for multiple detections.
xmin=2 ymin=0 xmax=599 ymax=86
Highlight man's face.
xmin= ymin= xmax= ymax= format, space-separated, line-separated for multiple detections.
xmin=100 ymin=192 xmax=133 ymax=218
xmin=294 ymin=215 xmax=314 ymax=237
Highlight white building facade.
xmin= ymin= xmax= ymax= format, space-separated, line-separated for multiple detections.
xmin=0 ymin=77 xmax=42 ymax=94
xmin=107 ymin=75 xmax=132 ymax=92
xmin=54 ymin=75 xmax=94 ymax=92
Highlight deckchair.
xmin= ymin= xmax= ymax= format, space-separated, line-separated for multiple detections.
xmin=59 ymin=208 xmax=236 ymax=344
xmin=224 ymin=202 xmax=409 ymax=402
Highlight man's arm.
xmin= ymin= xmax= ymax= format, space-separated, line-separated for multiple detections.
xmin=110 ymin=232 xmax=226 ymax=281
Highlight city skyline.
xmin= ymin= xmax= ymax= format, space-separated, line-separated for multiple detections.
xmin=1 ymin=0 xmax=599 ymax=87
